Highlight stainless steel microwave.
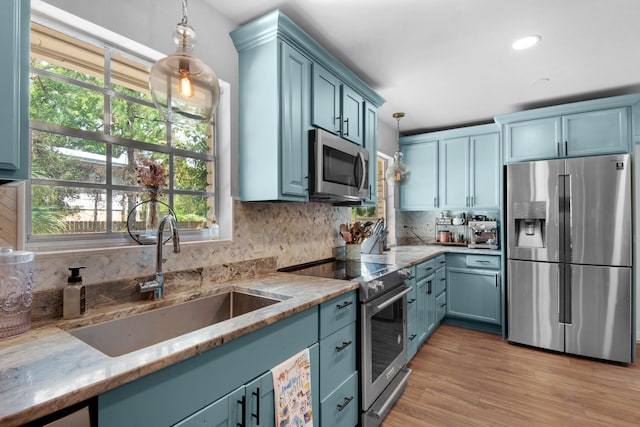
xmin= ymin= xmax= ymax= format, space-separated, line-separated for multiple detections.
xmin=309 ymin=128 xmax=369 ymax=202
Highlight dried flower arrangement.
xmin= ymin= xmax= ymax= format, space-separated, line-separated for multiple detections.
xmin=135 ymin=157 xmax=167 ymax=199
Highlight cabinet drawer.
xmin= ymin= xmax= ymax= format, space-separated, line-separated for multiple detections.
xmin=435 ymin=255 xmax=446 ymax=268
xmin=407 ymin=319 xmax=419 ymax=362
xmin=319 ymin=291 xmax=357 ymax=339
xmin=435 ymin=267 xmax=446 ymax=295
xmin=466 ymin=255 xmax=500 ymax=269
xmin=416 ymin=258 xmax=436 ymax=280
xmin=407 ymin=287 xmax=417 ymax=324
xmin=321 ymin=372 xmax=359 ymax=427
xmin=436 ymin=291 xmax=446 ymax=323
xmin=320 ymin=322 xmax=356 ymax=399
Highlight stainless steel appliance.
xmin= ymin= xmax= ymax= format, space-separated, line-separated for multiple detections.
xmin=506 ymin=154 xmax=633 ymax=363
xmin=279 ymin=258 xmax=412 ymax=426
xmin=309 ymin=128 xmax=369 ymax=202
xmin=468 ymin=220 xmax=499 ymax=249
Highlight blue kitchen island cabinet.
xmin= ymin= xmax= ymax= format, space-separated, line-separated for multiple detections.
xmin=98 ymin=291 xmax=358 ymax=427
xmin=0 ymin=0 xmax=29 ymax=181
xmin=495 ymin=94 xmax=640 ymax=163
xmin=231 ymin=10 xmax=384 ymax=202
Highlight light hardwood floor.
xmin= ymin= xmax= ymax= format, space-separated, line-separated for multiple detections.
xmin=382 ymin=324 xmax=640 ymax=426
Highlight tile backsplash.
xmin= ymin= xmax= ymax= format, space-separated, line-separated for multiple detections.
xmin=0 ymin=184 xmax=350 ymax=296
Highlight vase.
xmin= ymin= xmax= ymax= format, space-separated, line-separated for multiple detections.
xmin=345 ymin=243 xmax=361 ymax=260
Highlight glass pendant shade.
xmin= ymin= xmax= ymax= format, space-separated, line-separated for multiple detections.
xmin=385 ymin=112 xmax=411 ymax=186
xmin=149 ymin=23 xmax=220 ymax=122
xmin=385 ymin=150 xmax=411 ymax=185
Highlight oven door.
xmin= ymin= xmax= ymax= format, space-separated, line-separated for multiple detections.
xmin=361 ymin=285 xmax=410 ymax=410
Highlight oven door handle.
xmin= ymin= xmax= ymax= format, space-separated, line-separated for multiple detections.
xmin=372 ymin=287 xmax=411 ymax=311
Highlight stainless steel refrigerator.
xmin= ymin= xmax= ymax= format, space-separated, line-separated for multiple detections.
xmin=506 ymin=154 xmax=633 ymax=363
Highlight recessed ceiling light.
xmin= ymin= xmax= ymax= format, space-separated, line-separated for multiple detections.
xmin=512 ymin=35 xmax=541 ymax=50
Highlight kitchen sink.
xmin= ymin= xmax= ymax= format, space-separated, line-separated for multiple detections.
xmin=69 ymin=290 xmax=285 ymax=357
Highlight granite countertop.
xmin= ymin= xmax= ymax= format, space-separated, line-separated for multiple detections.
xmin=363 ymin=245 xmax=502 ymax=266
xmin=0 ymin=245 xmax=501 ymax=426
xmin=0 ymin=273 xmax=358 ymax=426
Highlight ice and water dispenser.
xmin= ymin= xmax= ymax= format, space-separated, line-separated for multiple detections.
xmin=512 ymin=201 xmax=546 ymax=248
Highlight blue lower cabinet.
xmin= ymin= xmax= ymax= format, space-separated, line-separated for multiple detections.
xmin=447 ymin=268 xmax=501 ymax=325
xmin=245 ymin=371 xmax=276 ymax=427
xmin=320 ymin=372 xmax=359 ymax=427
xmin=436 ymin=292 xmax=447 ymax=323
xmin=319 ymin=322 xmax=356 ymax=398
xmin=174 ymin=386 xmax=245 ymax=427
xmin=425 ymin=274 xmax=437 ymax=339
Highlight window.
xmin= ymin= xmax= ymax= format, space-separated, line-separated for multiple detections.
xmin=28 ymin=21 xmax=216 ymax=246
xmin=352 ymin=157 xmax=387 ymax=223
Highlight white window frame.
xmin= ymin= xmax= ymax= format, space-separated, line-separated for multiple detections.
xmin=25 ymin=1 xmax=232 ymax=252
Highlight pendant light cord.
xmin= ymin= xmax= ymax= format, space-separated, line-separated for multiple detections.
xmin=181 ymin=0 xmax=189 ymax=25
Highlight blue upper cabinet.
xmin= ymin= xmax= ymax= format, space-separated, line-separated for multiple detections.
xmin=312 ymin=64 xmax=341 ymax=134
xmin=362 ymin=102 xmax=378 ymax=205
xmin=0 ymin=0 xmax=30 ymax=181
xmin=401 ymin=123 xmax=500 ymax=211
xmin=399 ymin=138 xmax=439 ymax=210
xmin=495 ymin=94 xmax=640 ymax=163
xmin=439 ymin=137 xmax=469 ymax=210
xmin=231 ymin=10 xmax=384 ymax=202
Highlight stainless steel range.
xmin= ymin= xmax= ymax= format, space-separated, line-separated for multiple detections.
xmin=280 ymin=258 xmax=412 ymax=426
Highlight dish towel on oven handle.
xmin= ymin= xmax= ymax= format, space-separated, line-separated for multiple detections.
xmin=271 ymin=348 xmax=313 ymax=427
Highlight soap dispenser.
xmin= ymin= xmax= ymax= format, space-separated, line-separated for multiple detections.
xmin=64 ymin=266 xmax=86 ymax=319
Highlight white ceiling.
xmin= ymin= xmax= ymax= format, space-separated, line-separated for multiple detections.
xmin=204 ymin=0 xmax=640 ymax=135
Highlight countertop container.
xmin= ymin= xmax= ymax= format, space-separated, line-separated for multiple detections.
xmin=0 ymin=247 xmax=34 ymax=338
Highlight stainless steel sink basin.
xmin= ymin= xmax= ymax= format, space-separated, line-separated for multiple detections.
xmin=69 ymin=290 xmax=284 ymax=357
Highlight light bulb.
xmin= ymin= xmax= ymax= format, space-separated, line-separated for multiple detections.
xmin=179 ymin=70 xmax=194 ymax=98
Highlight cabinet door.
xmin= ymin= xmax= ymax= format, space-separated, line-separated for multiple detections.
xmin=0 ymin=0 xmax=29 ymax=180
xmin=341 ymin=85 xmax=364 ymax=145
xmin=175 ymin=386 xmax=244 ymax=427
xmin=447 ymin=268 xmax=501 ymax=325
xmin=563 ymin=108 xmax=629 ymax=157
xmin=416 ymin=277 xmax=428 ymax=344
xmin=435 ymin=266 xmax=446 ymax=295
xmin=469 ymin=132 xmax=500 ymax=209
xmin=281 ymin=42 xmax=311 ymax=199
xmin=399 ymin=140 xmax=438 ymax=210
xmin=312 ymin=63 xmax=341 ymax=134
xmin=436 ymin=292 xmax=447 ymax=323
xmin=439 ymin=137 xmax=469 ymax=209
xmin=362 ymin=102 xmax=378 ymax=205
xmin=245 ymin=371 xmax=275 ymax=427
xmin=504 ymin=117 xmax=561 ymax=162
xmin=425 ymin=274 xmax=437 ymax=339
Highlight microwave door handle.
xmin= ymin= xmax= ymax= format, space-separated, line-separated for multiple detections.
xmin=357 ymin=152 xmax=367 ymax=192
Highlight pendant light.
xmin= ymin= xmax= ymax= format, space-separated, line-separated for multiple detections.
xmin=385 ymin=112 xmax=411 ymax=186
xmin=149 ymin=0 xmax=220 ymax=122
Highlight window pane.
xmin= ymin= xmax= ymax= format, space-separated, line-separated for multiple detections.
xmin=32 ymin=131 xmax=106 ymax=184
xmin=111 ymin=53 xmax=152 ymax=102
xmin=30 ymin=75 xmax=104 ymax=131
xmin=31 ymin=185 xmax=107 ymax=236
xmin=113 ymin=190 xmax=170 ymax=234
xmin=31 ymin=23 xmax=104 ymax=87
xmin=172 ymin=120 xmax=213 ymax=154
xmin=173 ymin=194 xmax=210 ymax=230
xmin=111 ymin=147 xmax=169 ymax=189
xmin=174 ymin=155 xmax=210 ymax=191
xmin=111 ymin=97 xmax=167 ymax=144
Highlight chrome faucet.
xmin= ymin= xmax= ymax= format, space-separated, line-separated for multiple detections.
xmin=138 ymin=214 xmax=181 ymax=299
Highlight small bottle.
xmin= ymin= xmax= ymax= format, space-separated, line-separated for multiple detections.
xmin=64 ymin=266 xmax=86 ymax=319
xmin=209 ymin=220 xmax=219 ymax=240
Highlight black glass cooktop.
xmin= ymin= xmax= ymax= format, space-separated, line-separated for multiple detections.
xmin=279 ymin=258 xmax=391 ymax=281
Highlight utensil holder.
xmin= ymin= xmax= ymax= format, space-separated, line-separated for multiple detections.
xmin=345 ymin=243 xmax=361 ymax=260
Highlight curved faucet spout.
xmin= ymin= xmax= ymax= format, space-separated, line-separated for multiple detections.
xmin=139 ymin=214 xmax=181 ymax=300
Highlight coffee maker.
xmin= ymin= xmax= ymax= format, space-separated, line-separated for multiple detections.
xmin=468 ymin=220 xmax=499 ymax=249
